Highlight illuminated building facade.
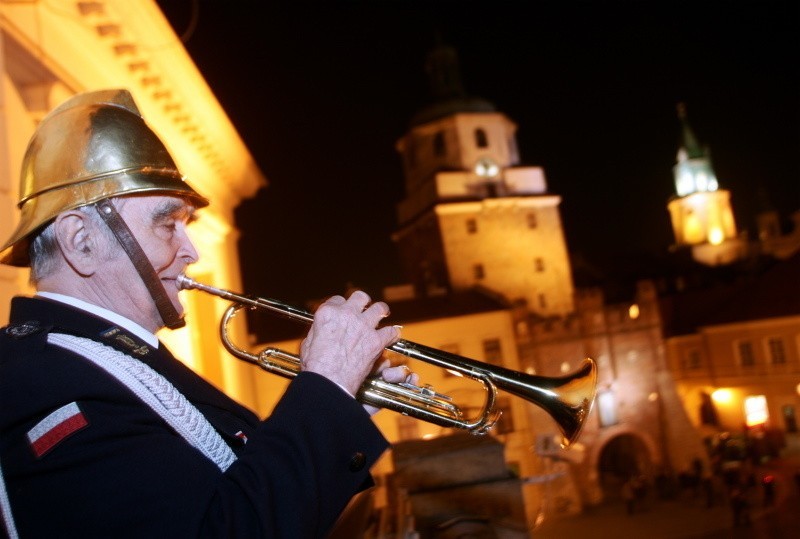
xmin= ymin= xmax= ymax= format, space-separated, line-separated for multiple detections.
xmin=663 ymin=253 xmax=800 ymax=450
xmin=392 ymin=42 xmax=575 ymax=318
xmin=662 ymin=104 xmax=800 ymax=458
xmin=0 ymin=0 xmax=265 ymax=405
xmin=248 ymin=43 xmax=707 ymax=531
xmin=372 ymin=42 xmax=710 ymax=532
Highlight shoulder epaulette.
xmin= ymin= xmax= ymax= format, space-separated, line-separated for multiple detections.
xmin=3 ymin=320 xmax=46 ymax=339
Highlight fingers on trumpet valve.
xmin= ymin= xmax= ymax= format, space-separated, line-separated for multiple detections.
xmin=401 ymin=364 xmax=420 ymax=385
xmin=377 ymin=361 xmax=419 ymax=385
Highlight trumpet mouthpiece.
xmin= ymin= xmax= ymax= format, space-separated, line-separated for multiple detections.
xmin=176 ymin=274 xmax=194 ymax=290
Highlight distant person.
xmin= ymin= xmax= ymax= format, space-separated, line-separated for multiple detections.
xmin=701 ymin=473 xmax=715 ymax=508
xmin=729 ymin=486 xmax=751 ymax=527
xmin=622 ymin=477 xmax=636 ymax=515
xmin=633 ymin=475 xmax=649 ymax=511
xmin=761 ymin=474 xmax=776 ymax=507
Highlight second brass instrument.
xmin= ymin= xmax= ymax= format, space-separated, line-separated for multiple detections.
xmin=178 ymin=275 xmax=597 ymax=446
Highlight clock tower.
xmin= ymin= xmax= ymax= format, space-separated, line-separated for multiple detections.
xmin=667 ymin=104 xmax=745 ymax=265
xmin=393 ymin=42 xmax=575 ymax=316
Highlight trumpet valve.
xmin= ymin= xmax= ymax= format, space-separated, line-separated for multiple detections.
xmin=399 ymin=382 xmax=452 ymax=401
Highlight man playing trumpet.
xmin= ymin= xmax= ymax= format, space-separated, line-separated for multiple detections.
xmin=0 ymin=89 xmax=412 ymax=538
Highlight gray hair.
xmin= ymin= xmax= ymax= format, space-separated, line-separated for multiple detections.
xmin=29 ymin=203 xmax=118 ymax=284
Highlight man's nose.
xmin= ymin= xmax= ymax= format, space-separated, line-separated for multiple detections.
xmin=178 ymin=227 xmax=199 ymax=264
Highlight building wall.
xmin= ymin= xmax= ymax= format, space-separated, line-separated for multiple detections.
xmin=0 ymin=0 xmax=265 ymax=407
xmin=436 ymin=196 xmax=575 ymax=316
xmin=668 ymin=190 xmax=736 ymax=246
xmin=667 ymin=315 xmax=800 ymax=433
xmin=516 ymin=281 xmax=713 ymax=505
xmin=393 ymin=212 xmax=448 ymax=295
xmin=394 ymin=105 xmax=575 ymax=316
xmin=450 ymin=112 xmax=520 ymax=169
xmin=397 ymin=112 xmax=518 ymax=192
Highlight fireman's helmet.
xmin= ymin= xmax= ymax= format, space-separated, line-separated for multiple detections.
xmin=0 ymin=89 xmax=208 ymax=266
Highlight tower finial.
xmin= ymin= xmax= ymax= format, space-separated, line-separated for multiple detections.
xmin=424 ymin=35 xmax=466 ymax=100
xmin=677 ymin=102 xmax=687 ymax=119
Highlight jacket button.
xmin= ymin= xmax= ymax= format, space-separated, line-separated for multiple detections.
xmin=349 ymin=452 xmax=367 ymax=472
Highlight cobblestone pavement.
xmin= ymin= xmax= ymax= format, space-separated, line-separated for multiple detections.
xmin=532 ymin=456 xmax=800 ymax=538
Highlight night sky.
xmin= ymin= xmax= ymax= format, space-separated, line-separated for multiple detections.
xmin=156 ymin=1 xmax=799 ymax=303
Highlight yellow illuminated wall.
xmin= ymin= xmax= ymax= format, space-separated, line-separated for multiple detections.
xmin=394 ymin=109 xmax=576 ymax=317
xmin=667 ymin=190 xmax=737 ymax=246
xmin=666 ymin=315 xmax=800 ymax=433
xmin=0 ymin=0 xmax=265 ymax=408
xmin=434 ymin=196 xmax=575 ymax=316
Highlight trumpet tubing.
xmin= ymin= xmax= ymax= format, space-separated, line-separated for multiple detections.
xmin=178 ymin=275 xmax=597 ymax=447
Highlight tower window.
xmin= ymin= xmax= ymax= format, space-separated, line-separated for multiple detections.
xmin=474 ymin=128 xmax=488 ymax=148
xmin=538 ymin=293 xmax=547 ymax=309
xmin=466 ymin=218 xmax=478 ymax=234
xmin=473 ymin=264 xmax=485 ymax=280
xmin=534 ymin=257 xmax=545 ymax=272
xmin=433 ymin=131 xmax=446 ymax=156
xmin=527 ymin=212 xmax=537 ymax=229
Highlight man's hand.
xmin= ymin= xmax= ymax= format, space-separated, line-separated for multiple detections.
xmin=300 ymin=290 xmax=399 ymax=396
xmin=362 ymin=360 xmax=420 ymax=416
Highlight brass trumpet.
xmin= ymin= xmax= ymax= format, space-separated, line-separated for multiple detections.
xmin=177 ymin=275 xmax=597 ymax=447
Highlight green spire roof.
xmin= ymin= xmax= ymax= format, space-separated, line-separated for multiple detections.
xmin=677 ymin=102 xmax=706 ymax=159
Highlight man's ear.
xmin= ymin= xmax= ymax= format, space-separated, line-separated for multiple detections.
xmin=53 ymin=211 xmax=99 ymax=276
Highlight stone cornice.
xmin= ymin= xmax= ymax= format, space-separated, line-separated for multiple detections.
xmin=1 ymin=0 xmax=266 ymax=214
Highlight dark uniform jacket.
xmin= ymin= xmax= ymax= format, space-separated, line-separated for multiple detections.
xmin=0 ymin=296 xmax=388 ymax=538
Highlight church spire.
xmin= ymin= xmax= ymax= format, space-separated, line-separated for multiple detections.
xmin=424 ymin=35 xmax=466 ymax=100
xmin=676 ymin=102 xmax=705 ymax=160
xmin=673 ymin=103 xmax=718 ymax=196
xmin=667 ymin=103 xmax=743 ymax=265
xmin=409 ymin=36 xmax=495 ymax=127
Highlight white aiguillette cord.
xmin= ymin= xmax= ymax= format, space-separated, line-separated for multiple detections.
xmin=47 ymin=333 xmax=237 ymax=472
xmin=0 ymin=459 xmax=19 ymax=539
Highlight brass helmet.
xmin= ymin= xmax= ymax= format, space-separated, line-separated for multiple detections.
xmin=0 ymin=88 xmax=209 ymax=266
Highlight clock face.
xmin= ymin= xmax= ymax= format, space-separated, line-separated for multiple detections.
xmin=474 ymin=157 xmax=500 ymax=178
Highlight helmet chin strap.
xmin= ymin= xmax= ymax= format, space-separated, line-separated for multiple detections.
xmin=94 ymin=199 xmax=186 ymax=330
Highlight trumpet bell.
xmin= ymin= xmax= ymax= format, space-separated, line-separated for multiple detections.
xmin=533 ymin=358 xmax=597 ymax=448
